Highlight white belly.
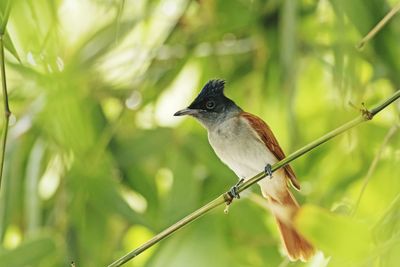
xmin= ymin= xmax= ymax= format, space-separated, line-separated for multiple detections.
xmin=208 ymin=116 xmax=287 ymax=198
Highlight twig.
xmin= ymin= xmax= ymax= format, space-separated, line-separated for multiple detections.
xmin=352 ymin=124 xmax=399 ymax=216
xmin=0 ymin=34 xmax=11 ymax=190
xmin=357 ymin=2 xmax=400 ymax=49
xmin=107 ymin=90 xmax=400 ymax=267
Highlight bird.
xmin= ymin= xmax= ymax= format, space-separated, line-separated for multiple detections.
xmin=174 ymin=79 xmax=315 ymax=261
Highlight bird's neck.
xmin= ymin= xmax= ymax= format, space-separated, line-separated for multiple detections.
xmin=200 ymin=104 xmax=242 ymax=131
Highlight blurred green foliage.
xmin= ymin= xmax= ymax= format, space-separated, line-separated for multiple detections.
xmin=0 ymin=0 xmax=400 ymax=266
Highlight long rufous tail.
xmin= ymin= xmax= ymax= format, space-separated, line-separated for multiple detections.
xmin=268 ymin=190 xmax=315 ymax=262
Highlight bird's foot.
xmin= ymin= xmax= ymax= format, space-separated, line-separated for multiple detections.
xmin=265 ymin=164 xmax=273 ymax=179
xmin=228 ymin=178 xmax=244 ymax=200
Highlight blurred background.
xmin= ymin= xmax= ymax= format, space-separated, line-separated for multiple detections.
xmin=1 ymin=0 xmax=400 ymax=266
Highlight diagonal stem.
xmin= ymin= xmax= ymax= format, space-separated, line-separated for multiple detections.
xmin=0 ymin=34 xmax=11 ymax=190
xmin=108 ymin=89 xmax=400 ymax=267
xmin=108 ymin=196 xmax=225 ymax=267
xmin=352 ymin=124 xmax=399 ymax=216
xmin=357 ymin=2 xmax=400 ymax=49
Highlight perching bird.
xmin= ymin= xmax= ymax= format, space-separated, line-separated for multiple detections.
xmin=174 ymin=79 xmax=315 ymax=261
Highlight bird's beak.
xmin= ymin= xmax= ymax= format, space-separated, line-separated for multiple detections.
xmin=173 ymin=108 xmax=199 ymax=116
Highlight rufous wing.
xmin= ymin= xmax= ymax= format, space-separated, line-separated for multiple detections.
xmin=240 ymin=112 xmax=301 ymax=190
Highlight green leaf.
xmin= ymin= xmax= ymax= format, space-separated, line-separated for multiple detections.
xmin=0 ymin=0 xmax=12 ymax=34
xmin=3 ymin=31 xmax=21 ymax=62
xmin=0 ymin=0 xmax=20 ymax=61
xmin=0 ymin=236 xmax=57 ymax=267
xmin=373 ymin=194 xmax=400 ymax=243
xmin=295 ymin=205 xmax=373 ymax=260
xmin=73 ymin=19 xmax=138 ymax=66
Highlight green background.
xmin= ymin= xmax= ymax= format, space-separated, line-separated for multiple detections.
xmin=1 ymin=0 xmax=400 ymax=266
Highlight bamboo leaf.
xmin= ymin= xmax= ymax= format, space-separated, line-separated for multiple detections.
xmin=295 ymin=205 xmax=372 ymax=260
xmin=73 ymin=19 xmax=138 ymax=66
xmin=3 ymin=31 xmax=21 ymax=63
xmin=0 ymin=0 xmax=11 ymax=34
xmin=0 ymin=236 xmax=57 ymax=267
xmin=373 ymin=194 xmax=400 ymax=244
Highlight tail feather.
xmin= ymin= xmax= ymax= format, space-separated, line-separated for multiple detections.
xmin=269 ymin=190 xmax=315 ymax=262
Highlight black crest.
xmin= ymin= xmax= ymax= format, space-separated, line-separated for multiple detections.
xmin=187 ymin=79 xmax=238 ymax=113
xmin=197 ymin=79 xmax=226 ymax=99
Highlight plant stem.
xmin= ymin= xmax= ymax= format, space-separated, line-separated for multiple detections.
xmin=0 ymin=35 xmax=11 ymax=190
xmin=108 ymin=196 xmax=225 ymax=267
xmin=108 ymin=89 xmax=400 ymax=267
xmin=357 ymin=2 xmax=400 ymax=49
xmin=352 ymin=124 xmax=399 ymax=216
xmin=237 ymin=116 xmax=365 ymax=193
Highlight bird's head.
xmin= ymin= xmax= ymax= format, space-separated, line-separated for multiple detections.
xmin=174 ymin=79 xmax=240 ymax=129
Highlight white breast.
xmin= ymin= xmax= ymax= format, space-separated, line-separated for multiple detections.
xmin=207 ymin=116 xmax=287 ymax=199
xmin=208 ymin=116 xmax=274 ymax=178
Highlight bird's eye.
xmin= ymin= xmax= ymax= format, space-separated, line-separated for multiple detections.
xmin=205 ymin=100 xmax=216 ymax=110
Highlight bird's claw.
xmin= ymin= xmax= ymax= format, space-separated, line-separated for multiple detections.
xmin=228 ymin=178 xmax=244 ymax=199
xmin=265 ymin=164 xmax=273 ymax=179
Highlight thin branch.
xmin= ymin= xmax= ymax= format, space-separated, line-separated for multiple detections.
xmin=108 ymin=90 xmax=400 ymax=267
xmin=0 ymin=34 xmax=11 ymax=190
xmin=357 ymin=2 xmax=400 ymax=49
xmin=114 ymin=0 xmax=126 ymax=44
xmin=352 ymin=124 xmax=399 ymax=216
